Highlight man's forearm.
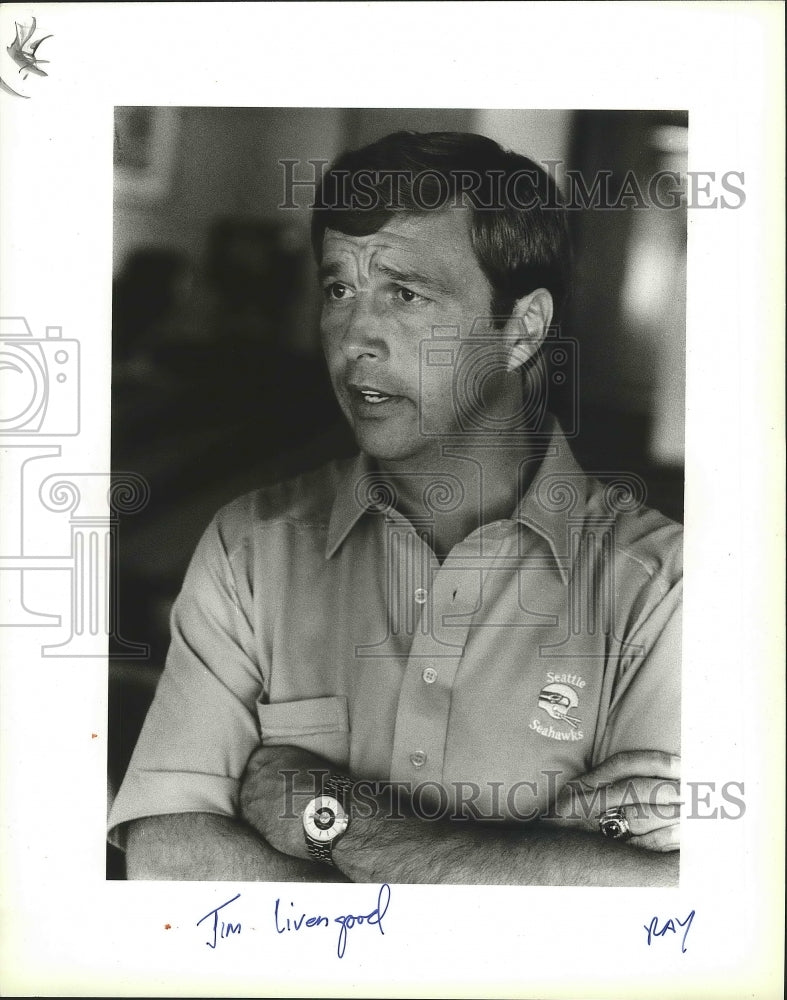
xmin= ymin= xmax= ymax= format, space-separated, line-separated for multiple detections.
xmin=124 ymin=812 xmax=350 ymax=882
xmin=332 ymin=807 xmax=678 ymax=887
xmin=239 ymin=747 xmax=679 ymax=887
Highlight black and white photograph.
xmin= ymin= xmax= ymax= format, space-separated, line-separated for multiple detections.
xmin=0 ymin=3 xmax=783 ymax=998
xmin=108 ymin=107 xmax=689 ymax=886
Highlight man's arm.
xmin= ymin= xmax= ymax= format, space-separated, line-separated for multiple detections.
xmin=124 ymin=812 xmax=350 ymax=882
xmin=333 ymin=809 xmax=678 ymax=887
xmin=239 ymin=746 xmax=679 ymax=887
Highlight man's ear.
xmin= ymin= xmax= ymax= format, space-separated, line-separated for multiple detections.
xmin=503 ymin=288 xmax=554 ymax=372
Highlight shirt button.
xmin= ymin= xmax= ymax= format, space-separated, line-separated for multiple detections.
xmin=422 ymin=667 xmax=438 ymax=684
xmin=409 ymin=750 xmax=427 ymax=768
xmin=414 ymin=588 xmax=428 ymax=604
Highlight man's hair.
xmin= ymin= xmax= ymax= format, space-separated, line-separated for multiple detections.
xmin=310 ymin=130 xmax=571 ymax=323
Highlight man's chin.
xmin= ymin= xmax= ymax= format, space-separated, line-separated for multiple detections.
xmin=351 ymin=424 xmax=429 ymax=463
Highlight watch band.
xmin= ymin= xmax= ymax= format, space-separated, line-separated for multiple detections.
xmin=306 ymin=839 xmax=335 ymax=865
xmin=323 ymin=773 xmax=354 ymax=808
xmin=303 ymin=772 xmax=354 ymax=866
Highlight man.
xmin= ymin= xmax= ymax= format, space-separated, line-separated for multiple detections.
xmin=108 ymin=131 xmax=682 ymax=885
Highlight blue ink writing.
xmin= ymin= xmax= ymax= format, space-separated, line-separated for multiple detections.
xmin=274 ymin=898 xmax=329 ymax=932
xmin=644 ymin=909 xmax=695 ymax=953
xmin=335 ymin=883 xmax=391 ymax=959
xmin=197 ymin=893 xmax=242 ymax=949
xmin=273 ymin=883 xmax=391 ymax=959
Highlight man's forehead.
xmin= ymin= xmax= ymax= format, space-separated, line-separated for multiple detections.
xmin=321 ymin=208 xmax=474 ymax=266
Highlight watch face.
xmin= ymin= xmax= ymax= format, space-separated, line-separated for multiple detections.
xmin=303 ymin=794 xmax=349 ymax=842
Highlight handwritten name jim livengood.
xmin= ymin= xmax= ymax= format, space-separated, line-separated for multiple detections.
xmin=197 ymin=884 xmax=391 ymax=959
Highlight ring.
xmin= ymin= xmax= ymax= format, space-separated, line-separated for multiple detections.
xmin=598 ymin=806 xmax=632 ymax=840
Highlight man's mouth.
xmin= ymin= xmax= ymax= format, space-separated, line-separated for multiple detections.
xmin=349 ymin=383 xmax=402 ymax=407
xmin=358 ymin=388 xmax=392 ymax=405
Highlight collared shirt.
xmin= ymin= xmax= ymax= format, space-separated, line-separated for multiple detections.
xmin=108 ymin=420 xmax=682 ymax=842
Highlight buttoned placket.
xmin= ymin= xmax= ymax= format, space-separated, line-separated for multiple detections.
xmin=389 ymin=520 xmax=513 ymax=791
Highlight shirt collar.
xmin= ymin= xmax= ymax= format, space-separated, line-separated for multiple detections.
xmin=511 ymin=418 xmax=591 ymax=585
xmin=325 ymin=418 xmax=592 ymax=585
xmin=325 ymin=451 xmax=377 ymax=560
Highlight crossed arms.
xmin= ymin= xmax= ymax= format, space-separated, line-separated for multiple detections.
xmin=125 ymin=746 xmax=680 ymax=886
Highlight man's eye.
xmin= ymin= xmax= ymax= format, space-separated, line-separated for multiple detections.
xmin=395 ymin=286 xmax=426 ymax=304
xmin=325 ymin=282 xmax=354 ymax=300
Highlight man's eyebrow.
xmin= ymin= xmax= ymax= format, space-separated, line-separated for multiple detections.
xmin=376 ymin=262 xmax=452 ymax=293
xmin=318 ymin=261 xmax=346 ymax=282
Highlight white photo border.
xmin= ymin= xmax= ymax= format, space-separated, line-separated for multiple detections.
xmin=0 ymin=2 xmax=783 ymax=998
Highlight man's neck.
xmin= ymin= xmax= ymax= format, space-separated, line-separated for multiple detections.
xmin=374 ymin=433 xmax=546 ymax=560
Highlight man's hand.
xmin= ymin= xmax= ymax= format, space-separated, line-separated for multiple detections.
xmin=239 ymin=742 xmax=681 ymax=885
xmin=239 ymin=743 xmax=328 ymax=860
xmin=544 ymin=751 xmax=681 ymax=852
xmin=124 ymin=742 xmax=354 ymax=881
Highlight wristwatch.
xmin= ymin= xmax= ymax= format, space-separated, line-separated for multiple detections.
xmin=302 ymin=774 xmax=354 ymax=866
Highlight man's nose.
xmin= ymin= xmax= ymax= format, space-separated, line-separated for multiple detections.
xmin=340 ymin=292 xmax=390 ymax=362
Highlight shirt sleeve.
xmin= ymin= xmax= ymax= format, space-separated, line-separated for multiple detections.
xmin=107 ymin=509 xmax=265 ymax=847
xmin=592 ymin=573 xmax=682 ymax=765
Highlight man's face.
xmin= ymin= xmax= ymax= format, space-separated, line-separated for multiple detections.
xmin=319 ymin=208 xmax=507 ymax=463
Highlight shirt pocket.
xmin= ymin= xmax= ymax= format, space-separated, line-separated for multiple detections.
xmin=255 ymin=695 xmax=350 ymax=770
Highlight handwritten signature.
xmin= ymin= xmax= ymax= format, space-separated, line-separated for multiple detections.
xmin=275 ymin=883 xmax=391 ymax=959
xmin=197 ymin=893 xmax=242 ymax=949
xmin=196 ymin=884 xmax=391 ymax=959
xmin=644 ymin=909 xmax=695 ymax=953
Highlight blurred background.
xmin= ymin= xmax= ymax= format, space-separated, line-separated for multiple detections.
xmin=108 ymin=107 xmax=687 ymax=876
